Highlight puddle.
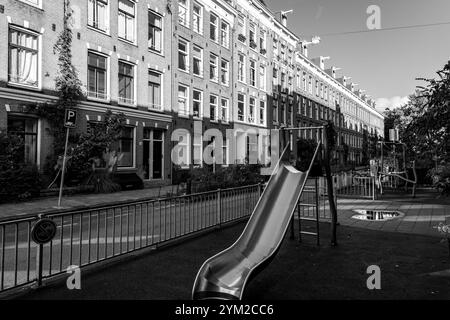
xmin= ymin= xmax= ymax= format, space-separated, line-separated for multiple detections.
xmin=351 ymin=209 xmax=404 ymax=221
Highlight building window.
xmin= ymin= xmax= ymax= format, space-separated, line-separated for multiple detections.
xmin=238 ymin=93 xmax=245 ymax=121
xmin=259 ymin=65 xmax=266 ymax=91
xmin=223 ymin=138 xmax=229 ymax=165
xmin=209 ymin=54 xmax=218 ymax=82
xmin=273 ymin=67 xmax=278 ymax=87
xmin=148 ymin=70 xmax=162 ymax=110
xmin=175 ymin=131 xmax=190 ymax=168
xmin=249 ymin=23 xmax=256 ymax=49
xmin=220 ymin=59 xmax=229 ymax=86
xmin=193 ymin=131 xmax=203 ymax=167
xmin=192 ymin=2 xmax=203 ymax=34
xmin=220 ymin=21 xmax=229 ymax=48
xmin=114 ymin=127 xmax=134 ymax=167
xmin=193 ymin=45 xmax=203 ymax=77
xmin=308 ymin=76 xmax=312 ymax=94
xmin=210 ymin=13 xmax=218 ymax=42
xmin=248 ymin=97 xmax=256 ymax=123
xmin=88 ymin=0 xmax=109 ymax=32
xmin=237 ymin=53 xmax=246 ymax=83
xmin=280 ymin=104 xmax=285 ymax=124
xmin=237 ymin=15 xmax=246 ymax=41
xmin=118 ymin=61 xmax=135 ymax=105
xmin=273 ymin=104 xmax=278 ymax=123
xmin=148 ymin=11 xmax=162 ymax=53
xmin=178 ymin=39 xmax=189 ymax=72
xmin=7 ymin=116 xmax=38 ymax=164
xmin=178 ymin=0 xmax=189 ymax=26
xmin=18 ymin=0 xmax=41 ymax=8
xmin=221 ymin=98 xmax=229 ymax=122
xmin=280 ymin=72 xmax=286 ymax=91
xmin=259 ymin=100 xmax=265 ymax=125
xmin=273 ymin=37 xmax=279 ymax=55
xmin=178 ymin=85 xmax=189 ymax=116
xmin=259 ymin=29 xmax=266 ymax=54
xmin=315 ymin=80 xmax=319 ymax=96
xmin=118 ymin=0 xmax=135 ymax=42
xmin=193 ymin=89 xmax=202 ymax=118
xmin=249 ymin=60 xmax=256 ymax=87
xmin=87 ymin=51 xmax=108 ymax=100
xmin=8 ymin=27 xmax=39 ymax=88
xmin=210 ymin=95 xmax=218 ymax=121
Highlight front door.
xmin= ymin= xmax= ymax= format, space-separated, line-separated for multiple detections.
xmin=143 ymin=129 xmax=164 ymax=180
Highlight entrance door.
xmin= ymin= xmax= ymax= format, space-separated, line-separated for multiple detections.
xmin=143 ymin=129 xmax=164 ymax=180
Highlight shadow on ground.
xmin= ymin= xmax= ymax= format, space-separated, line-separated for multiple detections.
xmin=19 ymin=221 xmax=450 ymax=300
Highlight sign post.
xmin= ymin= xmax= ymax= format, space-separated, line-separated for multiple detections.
xmin=57 ymin=109 xmax=77 ymax=208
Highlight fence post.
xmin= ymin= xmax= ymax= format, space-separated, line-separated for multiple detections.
xmin=36 ymin=243 xmax=43 ymax=287
xmin=372 ymin=177 xmax=376 ymax=200
xmin=258 ymin=183 xmax=262 ymax=196
xmin=217 ymin=189 xmax=221 ymax=229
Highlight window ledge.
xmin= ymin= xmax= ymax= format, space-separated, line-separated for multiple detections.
xmin=7 ymin=82 xmax=41 ymax=92
xmin=118 ymin=38 xmax=138 ymax=47
xmin=87 ymin=25 xmax=111 ymax=37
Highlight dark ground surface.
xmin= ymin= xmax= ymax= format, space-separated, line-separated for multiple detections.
xmin=18 ymin=218 xmax=450 ymax=300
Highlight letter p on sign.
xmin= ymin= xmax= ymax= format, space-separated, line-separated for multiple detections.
xmin=64 ymin=109 xmax=77 ymax=128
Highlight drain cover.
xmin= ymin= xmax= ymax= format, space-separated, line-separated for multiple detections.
xmin=351 ymin=209 xmax=404 ymax=221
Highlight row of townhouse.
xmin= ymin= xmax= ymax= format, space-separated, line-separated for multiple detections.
xmin=0 ymin=0 xmax=384 ymax=188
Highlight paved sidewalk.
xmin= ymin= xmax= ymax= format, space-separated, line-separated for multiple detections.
xmin=334 ymin=190 xmax=450 ymax=238
xmin=0 ymin=185 xmax=177 ymax=219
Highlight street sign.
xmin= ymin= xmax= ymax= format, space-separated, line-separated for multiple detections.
xmin=64 ymin=109 xmax=77 ymax=128
xmin=31 ymin=218 xmax=57 ymax=244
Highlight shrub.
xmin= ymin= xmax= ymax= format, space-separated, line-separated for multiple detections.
xmin=0 ymin=133 xmax=41 ymax=203
xmin=429 ymin=163 xmax=450 ymax=196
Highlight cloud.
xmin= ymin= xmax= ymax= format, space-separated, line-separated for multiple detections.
xmin=375 ymin=96 xmax=409 ymax=113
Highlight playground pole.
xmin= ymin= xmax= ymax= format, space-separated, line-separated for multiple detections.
xmin=323 ymin=125 xmax=338 ymax=246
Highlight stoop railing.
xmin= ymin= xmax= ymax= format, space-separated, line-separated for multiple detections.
xmin=0 ymin=184 xmax=262 ymax=295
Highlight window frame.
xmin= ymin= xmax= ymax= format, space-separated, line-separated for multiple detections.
xmin=148 ymin=69 xmax=163 ymax=111
xmin=87 ymin=50 xmax=109 ymax=101
xmin=192 ymin=2 xmax=204 ymax=35
xmin=118 ymin=60 xmax=136 ymax=106
xmin=148 ymin=10 xmax=163 ymax=54
xmin=118 ymin=0 xmax=136 ymax=43
xmin=88 ymin=0 xmax=110 ymax=33
xmin=178 ymin=38 xmax=189 ymax=73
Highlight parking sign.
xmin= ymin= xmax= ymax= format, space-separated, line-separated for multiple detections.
xmin=64 ymin=109 xmax=77 ymax=128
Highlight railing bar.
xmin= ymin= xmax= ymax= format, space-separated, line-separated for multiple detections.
xmin=96 ymin=210 xmax=100 ymax=262
xmin=119 ymin=207 xmax=123 ymax=255
xmin=14 ymin=223 xmax=18 ymax=286
xmin=59 ymin=216 xmax=63 ymax=273
xmin=69 ymin=214 xmax=73 ymax=266
xmin=127 ymin=206 xmax=130 ymax=253
xmin=1 ymin=225 xmax=5 ymax=290
xmin=105 ymin=209 xmax=109 ymax=259
xmin=79 ymin=214 xmax=82 ymax=267
xmin=87 ymin=212 xmax=92 ymax=264
xmin=27 ymin=222 xmax=31 ymax=282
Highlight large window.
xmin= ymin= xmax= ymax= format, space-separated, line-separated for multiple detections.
xmin=148 ymin=70 xmax=162 ymax=110
xmin=237 ymin=15 xmax=246 ymax=41
xmin=210 ymin=13 xmax=218 ymax=42
xmin=88 ymin=0 xmax=109 ymax=32
xmin=209 ymin=54 xmax=218 ymax=82
xmin=118 ymin=61 xmax=134 ymax=105
xmin=193 ymin=131 xmax=203 ymax=167
xmin=248 ymin=97 xmax=256 ymax=123
xmin=115 ymin=127 xmax=134 ymax=167
xmin=118 ymin=0 xmax=135 ymax=42
xmin=238 ymin=93 xmax=245 ymax=121
xmin=8 ymin=27 xmax=39 ymax=87
xmin=7 ymin=116 xmax=38 ymax=164
xmin=148 ymin=11 xmax=162 ymax=53
xmin=193 ymin=2 xmax=203 ymax=34
xmin=221 ymin=98 xmax=229 ymax=122
xmin=178 ymin=85 xmax=189 ymax=116
xmin=220 ymin=21 xmax=230 ymax=48
xmin=178 ymin=0 xmax=189 ymax=26
xmin=238 ymin=53 xmax=245 ymax=83
xmin=259 ymin=65 xmax=266 ymax=91
xmin=249 ymin=60 xmax=256 ymax=87
xmin=193 ymin=89 xmax=203 ymax=118
xmin=87 ymin=52 xmax=108 ymax=100
xmin=210 ymin=95 xmax=218 ymax=121
xmin=259 ymin=100 xmax=266 ymax=125
xmin=220 ymin=59 xmax=229 ymax=86
xmin=178 ymin=39 xmax=189 ymax=72
xmin=259 ymin=29 xmax=266 ymax=54
xmin=193 ymin=45 xmax=203 ymax=77
xmin=249 ymin=23 xmax=256 ymax=49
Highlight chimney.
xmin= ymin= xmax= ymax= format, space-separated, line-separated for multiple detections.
xmin=281 ymin=14 xmax=287 ymax=27
xmin=338 ymin=76 xmax=351 ymax=87
xmin=325 ymin=67 xmax=340 ymax=79
xmin=311 ymin=56 xmax=330 ymax=70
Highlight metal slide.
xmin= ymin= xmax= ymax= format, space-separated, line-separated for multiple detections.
xmin=192 ymin=145 xmax=320 ymax=300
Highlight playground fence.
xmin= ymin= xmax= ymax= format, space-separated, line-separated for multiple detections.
xmin=0 ymin=184 xmax=262 ymax=295
xmin=328 ymin=171 xmax=377 ymax=200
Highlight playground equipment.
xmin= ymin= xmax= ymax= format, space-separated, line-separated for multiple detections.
xmin=376 ymin=141 xmax=417 ymax=197
xmin=192 ymin=125 xmax=337 ymax=300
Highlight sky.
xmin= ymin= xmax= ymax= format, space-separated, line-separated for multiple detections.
xmin=264 ymin=0 xmax=450 ymax=113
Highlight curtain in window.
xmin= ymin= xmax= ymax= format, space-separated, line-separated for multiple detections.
xmin=9 ymin=30 xmax=38 ymax=86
